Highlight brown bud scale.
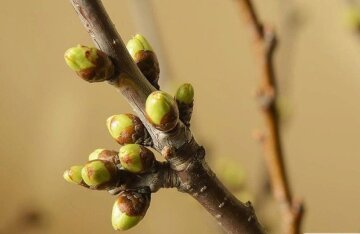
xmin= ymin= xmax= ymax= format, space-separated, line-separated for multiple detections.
xmin=117 ymin=191 xmax=150 ymax=216
xmin=134 ymin=51 xmax=160 ymax=89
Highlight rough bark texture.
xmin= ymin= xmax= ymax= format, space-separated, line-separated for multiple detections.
xmin=69 ymin=0 xmax=266 ymax=233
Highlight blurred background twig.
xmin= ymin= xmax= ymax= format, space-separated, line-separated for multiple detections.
xmin=236 ymin=0 xmax=304 ymax=233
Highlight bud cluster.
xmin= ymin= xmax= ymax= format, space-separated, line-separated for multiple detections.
xmin=63 ymin=34 xmax=196 ymax=231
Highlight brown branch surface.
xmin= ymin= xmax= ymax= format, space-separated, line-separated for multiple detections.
xmin=236 ymin=0 xmax=304 ymax=233
xmin=69 ymin=0 xmax=265 ymax=233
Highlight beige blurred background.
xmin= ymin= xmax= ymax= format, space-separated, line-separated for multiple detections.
xmin=1 ymin=0 xmax=360 ymax=233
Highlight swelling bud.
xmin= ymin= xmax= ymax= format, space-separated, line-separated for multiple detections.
xmin=119 ymin=144 xmax=155 ymax=174
xmin=175 ymin=83 xmax=194 ymax=104
xmin=126 ymin=34 xmax=160 ymax=89
xmin=64 ymin=45 xmax=114 ymax=82
xmin=112 ymin=191 xmax=150 ymax=231
xmin=88 ymin=149 xmax=120 ymax=165
xmin=106 ymin=114 xmax=148 ymax=145
xmin=145 ymin=91 xmax=179 ymax=132
xmin=63 ymin=165 xmax=83 ymax=185
xmin=81 ymin=160 xmax=118 ymax=189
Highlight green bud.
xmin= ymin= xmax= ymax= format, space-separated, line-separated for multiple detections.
xmin=111 ymin=191 xmax=150 ymax=231
xmin=175 ymin=83 xmax=194 ymax=104
xmin=64 ymin=45 xmax=114 ymax=82
xmin=88 ymin=149 xmax=120 ymax=165
xmin=119 ymin=144 xmax=155 ymax=173
xmin=145 ymin=91 xmax=179 ymax=132
xmin=81 ymin=160 xmax=117 ymax=189
xmin=126 ymin=34 xmax=160 ymax=89
xmin=106 ymin=114 xmax=146 ymax=145
xmin=64 ymin=45 xmax=97 ymax=71
xmin=126 ymin=34 xmax=153 ymax=60
xmin=63 ymin=165 xmax=83 ymax=185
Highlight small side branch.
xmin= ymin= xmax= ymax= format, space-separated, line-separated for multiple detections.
xmin=236 ymin=0 xmax=304 ymax=233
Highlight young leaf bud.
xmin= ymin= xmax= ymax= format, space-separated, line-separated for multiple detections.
xmin=175 ymin=83 xmax=194 ymax=127
xmin=175 ymin=83 xmax=194 ymax=104
xmin=63 ymin=165 xmax=83 ymax=185
xmin=126 ymin=34 xmax=160 ymax=89
xmin=106 ymin=114 xmax=151 ymax=146
xmin=88 ymin=149 xmax=120 ymax=165
xmin=119 ymin=144 xmax=155 ymax=174
xmin=111 ymin=191 xmax=150 ymax=231
xmin=145 ymin=91 xmax=179 ymax=132
xmin=81 ymin=160 xmax=118 ymax=189
xmin=126 ymin=34 xmax=153 ymax=60
xmin=64 ymin=45 xmax=114 ymax=82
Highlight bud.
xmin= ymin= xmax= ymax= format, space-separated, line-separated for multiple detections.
xmin=64 ymin=45 xmax=114 ymax=82
xmin=175 ymin=83 xmax=194 ymax=127
xmin=106 ymin=114 xmax=149 ymax=145
xmin=81 ymin=160 xmax=118 ymax=189
xmin=88 ymin=149 xmax=120 ymax=165
xmin=175 ymin=83 xmax=194 ymax=104
xmin=63 ymin=165 xmax=83 ymax=185
xmin=145 ymin=91 xmax=179 ymax=132
xmin=119 ymin=144 xmax=155 ymax=173
xmin=126 ymin=34 xmax=160 ymax=89
xmin=126 ymin=34 xmax=153 ymax=60
xmin=111 ymin=191 xmax=150 ymax=231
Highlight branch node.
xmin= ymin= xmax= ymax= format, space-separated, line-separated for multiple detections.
xmin=256 ymin=86 xmax=275 ymax=109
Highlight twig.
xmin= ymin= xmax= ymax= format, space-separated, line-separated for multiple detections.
xmin=236 ymin=0 xmax=304 ymax=233
xmin=69 ymin=0 xmax=265 ymax=233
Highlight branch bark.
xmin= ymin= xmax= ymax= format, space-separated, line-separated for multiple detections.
xmin=236 ymin=0 xmax=304 ymax=233
xmin=69 ymin=0 xmax=265 ymax=233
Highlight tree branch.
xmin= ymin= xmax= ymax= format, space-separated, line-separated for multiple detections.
xmin=69 ymin=0 xmax=265 ymax=233
xmin=236 ymin=0 xmax=304 ymax=233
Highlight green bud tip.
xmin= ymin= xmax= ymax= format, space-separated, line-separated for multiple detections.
xmin=88 ymin=149 xmax=106 ymax=161
xmin=64 ymin=45 xmax=98 ymax=72
xmin=119 ymin=144 xmax=155 ymax=173
xmin=88 ymin=149 xmax=120 ymax=165
xmin=81 ymin=160 xmax=112 ymax=187
xmin=175 ymin=83 xmax=194 ymax=104
xmin=126 ymin=34 xmax=153 ymax=60
xmin=63 ymin=165 xmax=83 ymax=185
xmin=107 ymin=114 xmax=135 ymax=144
xmin=145 ymin=91 xmax=179 ymax=132
xmin=112 ymin=191 xmax=150 ymax=231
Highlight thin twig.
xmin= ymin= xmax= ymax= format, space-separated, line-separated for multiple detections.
xmin=236 ymin=0 xmax=304 ymax=233
xmin=69 ymin=0 xmax=265 ymax=233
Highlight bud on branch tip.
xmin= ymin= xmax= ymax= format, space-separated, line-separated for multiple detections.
xmin=63 ymin=165 xmax=83 ymax=185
